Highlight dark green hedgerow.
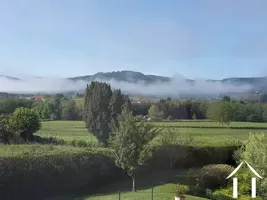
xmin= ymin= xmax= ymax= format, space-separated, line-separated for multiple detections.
xmin=0 ymin=147 xmax=124 ymax=199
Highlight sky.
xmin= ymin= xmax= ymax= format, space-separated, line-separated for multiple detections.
xmin=0 ymin=0 xmax=267 ymax=80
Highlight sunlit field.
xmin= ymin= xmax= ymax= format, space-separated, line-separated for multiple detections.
xmin=35 ymin=120 xmax=267 ymax=147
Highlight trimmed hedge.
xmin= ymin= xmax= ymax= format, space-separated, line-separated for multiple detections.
xmin=0 ymin=147 xmax=124 ymax=199
xmin=145 ymin=144 xmax=241 ymax=170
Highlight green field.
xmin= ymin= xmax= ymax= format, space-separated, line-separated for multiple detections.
xmin=36 ymin=120 xmax=267 ymax=146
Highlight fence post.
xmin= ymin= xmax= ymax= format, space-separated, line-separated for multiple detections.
xmin=151 ymin=186 xmax=153 ymax=200
xmin=118 ymin=191 xmax=120 ymax=200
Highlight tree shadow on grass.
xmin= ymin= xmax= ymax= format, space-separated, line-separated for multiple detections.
xmin=61 ymin=168 xmax=197 ymax=199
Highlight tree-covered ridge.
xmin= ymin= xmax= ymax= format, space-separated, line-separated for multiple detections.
xmin=69 ymin=70 xmax=267 ymax=91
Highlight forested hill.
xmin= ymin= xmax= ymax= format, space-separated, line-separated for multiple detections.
xmin=1 ymin=71 xmax=267 ymax=94
xmin=69 ymin=70 xmax=267 ymax=91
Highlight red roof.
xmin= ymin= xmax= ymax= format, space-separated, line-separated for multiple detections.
xmin=31 ymin=96 xmax=44 ymax=100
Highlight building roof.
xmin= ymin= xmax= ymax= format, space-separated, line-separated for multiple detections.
xmin=31 ymin=96 xmax=43 ymax=99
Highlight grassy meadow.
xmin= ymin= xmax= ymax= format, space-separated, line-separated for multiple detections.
xmin=35 ymin=120 xmax=267 ymax=147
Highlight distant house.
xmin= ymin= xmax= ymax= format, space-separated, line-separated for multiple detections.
xmin=31 ymin=96 xmax=44 ymax=101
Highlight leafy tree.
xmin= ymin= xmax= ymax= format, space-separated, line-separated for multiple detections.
xmin=148 ymin=104 xmax=164 ymax=121
xmin=49 ymin=95 xmax=62 ymax=120
xmin=0 ymin=115 xmax=14 ymax=144
xmin=61 ymin=100 xmax=79 ymax=120
xmin=108 ymin=109 xmax=160 ymax=192
xmin=83 ymin=82 xmax=131 ymax=146
xmin=83 ymin=82 xmax=113 ymax=146
xmin=9 ymin=107 xmax=41 ymax=142
xmin=222 ymin=96 xmax=231 ymax=102
xmin=109 ymin=89 xmax=125 ymax=128
xmin=238 ymin=133 xmax=267 ymax=198
xmin=208 ymin=102 xmax=233 ymax=126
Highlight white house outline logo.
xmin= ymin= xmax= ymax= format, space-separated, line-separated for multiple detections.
xmin=226 ymin=161 xmax=263 ymax=198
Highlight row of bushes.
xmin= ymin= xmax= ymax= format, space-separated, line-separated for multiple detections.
xmin=33 ymin=135 xmax=100 ymax=148
xmin=0 ymin=148 xmax=125 ymax=199
xmin=144 ymin=144 xmax=241 ymax=171
xmin=0 ymin=142 xmax=243 ymax=199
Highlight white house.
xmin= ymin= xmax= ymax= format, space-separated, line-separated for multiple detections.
xmin=226 ymin=161 xmax=262 ymax=198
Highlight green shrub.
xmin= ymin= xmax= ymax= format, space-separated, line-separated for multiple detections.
xmin=211 ymin=188 xmax=263 ymax=200
xmin=197 ymin=164 xmax=234 ymax=190
xmin=0 ymin=148 xmax=123 ymax=199
xmin=173 ymin=184 xmax=189 ymax=197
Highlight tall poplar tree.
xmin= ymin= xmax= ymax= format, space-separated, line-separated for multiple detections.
xmin=83 ymin=82 xmax=131 ymax=146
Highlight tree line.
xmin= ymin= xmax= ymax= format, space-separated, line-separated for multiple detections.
xmin=1 ymin=93 xmax=267 ymax=124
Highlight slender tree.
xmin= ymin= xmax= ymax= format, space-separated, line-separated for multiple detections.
xmin=108 ymin=109 xmax=160 ymax=192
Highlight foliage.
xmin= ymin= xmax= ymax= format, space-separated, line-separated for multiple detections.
xmin=238 ymin=133 xmax=267 ymax=177
xmin=9 ymin=107 xmax=41 ymax=142
xmin=0 ymin=147 xmax=121 ymax=199
xmin=0 ymin=115 xmax=15 ymax=144
xmin=156 ymin=128 xmax=193 ymax=169
xmin=194 ymin=164 xmax=234 ymax=190
xmin=61 ymin=99 xmax=80 ymax=120
xmin=173 ymin=184 xmax=189 ymax=196
xmin=83 ymin=82 xmax=113 ymax=146
xmin=208 ymin=102 xmax=234 ymax=126
xmin=211 ymin=188 xmax=263 ymax=200
xmin=148 ymin=104 xmax=164 ymax=121
xmin=108 ymin=109 xmax=160 ymax=191
xmin=83 ymin=82 xmax=131 ymax=146
xmin=237 ymin=133 xmax=267 ymax=199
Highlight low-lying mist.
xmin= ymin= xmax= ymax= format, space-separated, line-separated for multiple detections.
xmin=0 ymin=75 xmax=253 ymax=96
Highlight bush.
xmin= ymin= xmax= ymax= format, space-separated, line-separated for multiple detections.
xmin=195 ymin=164 xmax=234 ymax=190
xmin=173 ymin=184 xmax=189 ymax=197
xmin=211 ymin=188 xmax=263 ymax=200
xmin=0 ymin=148 xmax=124 ymax=199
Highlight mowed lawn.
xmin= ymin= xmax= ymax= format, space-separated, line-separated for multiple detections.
xmin=77 ymin=185 xmax=207 ymax=200
xmin=36 ymin=120 xmax=98 ymax=144
xmin=36 ymin=120 xmax=267 ymax=146
xmin=47 ymin=170 xmax=208 ymax=200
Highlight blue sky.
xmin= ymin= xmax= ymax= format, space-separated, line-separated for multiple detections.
xmin=0 ymin=0 xmax=267 ymax=79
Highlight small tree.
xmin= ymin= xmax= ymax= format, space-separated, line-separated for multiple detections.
xmin=9 ymin=107 xmax=41 ymax=142
xmin=108 ymin=109 xmax=160 ymax=192
xmin=148 ymin=104 xmax=164 ymax=121
xmin=208 ymin=102 xmax=233 ymax=126
xmin=0 ymin=115 xmax=14 ymax=144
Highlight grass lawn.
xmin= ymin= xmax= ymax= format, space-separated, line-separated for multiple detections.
xmin=46 ymin=170 xmax=208 ymax=200
xmin=36 ymin=120 xmax=267 ymax=147
xmin=78 ymin=184 xmax=207 ymax=200
xmin=153 ymin=121 xmax=267 ymax=128
xmin=36 ymin=120 xmax=98 ymax=145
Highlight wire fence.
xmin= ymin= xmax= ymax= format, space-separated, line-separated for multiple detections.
xmin=76 ymin=188 xmax=200 ymax=200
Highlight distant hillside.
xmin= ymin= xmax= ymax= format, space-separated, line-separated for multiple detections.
xmin=0 ymin=71 xmax=266 ymax=98
xmin=69 ymin=71 xmax=171 ymax=84
xmin=69 ymin=70 xmax=267 ymax=91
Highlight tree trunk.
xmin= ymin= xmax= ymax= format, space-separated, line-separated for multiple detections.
xmin=131 ymin=174 xmax=136 ymax=192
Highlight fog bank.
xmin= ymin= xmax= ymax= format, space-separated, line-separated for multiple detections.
xmin=0 ymin=75 xmax=253 ymax=96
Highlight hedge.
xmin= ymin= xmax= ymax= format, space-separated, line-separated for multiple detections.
xmin=145 ymin=144 xmax=241 ymax=170
xmin=0 ymin=147 xmax=124 ymax=199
